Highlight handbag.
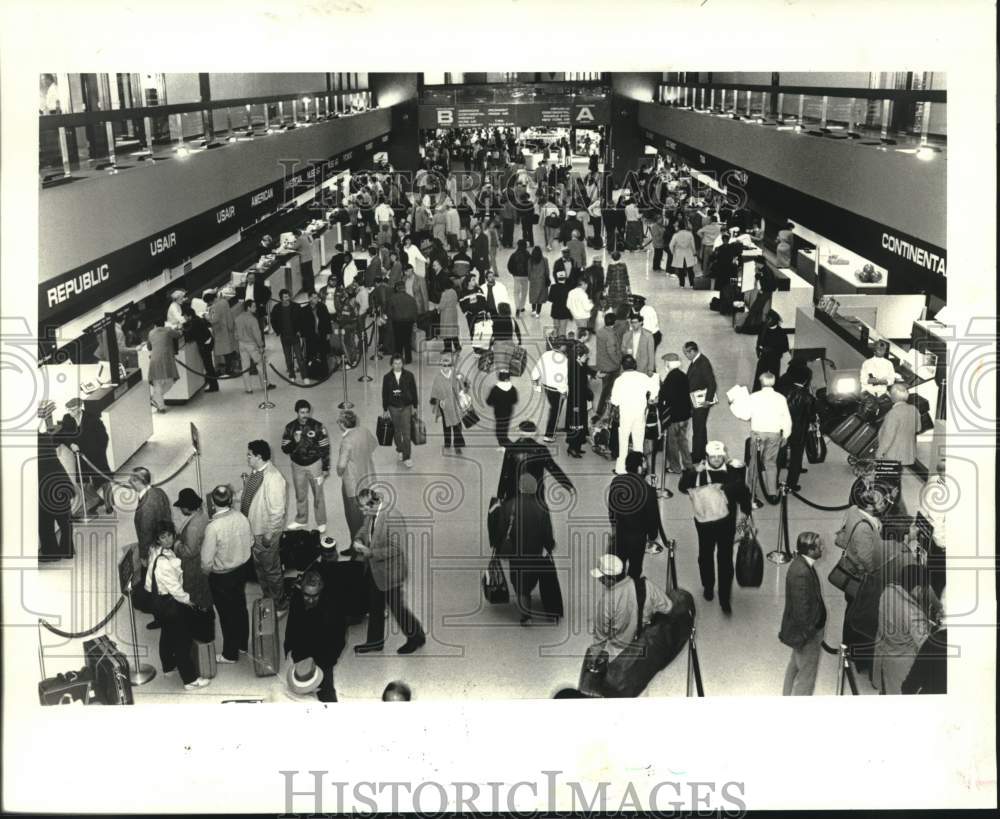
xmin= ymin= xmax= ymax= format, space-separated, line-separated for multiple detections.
xmin=461 ymin=406 xmax=481 ymax=429
xmin=827 ymin=556 xmax=863 ymax=598
xmin=481 ymin=552 xmax=510 ymax=604
xmin=410 ymin=414 xmax=427 ymax=446
xmin=687 ymin=470 xmax=730 ymax=523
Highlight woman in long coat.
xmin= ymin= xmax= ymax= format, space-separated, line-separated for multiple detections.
xmin=527 ymin=246 xmax=550 ymax=318
xmin=873 ymin=565 xmax=935 ymax=694
xmin=668 ymin=219 xmax=698 ymax=287
xmin=753 ymin=310 xmax=789 ymax=390
xmin=429 ymin=353 xmax=466 ymax=453
xmin=147 ymin=318 xmax=181 ymax=412
xmin=437 ymin=284 xmax=461 ymax=354
xmin=206 ymin=291 xmax=236 ymax=371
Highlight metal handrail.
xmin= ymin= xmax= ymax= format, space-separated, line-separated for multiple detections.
xmin=659 ymin=81 xmax=945 ymax=104
xmin=38 ymin=90 xmax=369 ymax=132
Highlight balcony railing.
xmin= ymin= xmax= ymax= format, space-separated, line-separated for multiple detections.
xmin=39 ymin=90 xmax=376 ymax=187
xmin=655 ymin=82 xmax=946 ymax=154
xmin=420 ymin=82 xmax=610 ymax=106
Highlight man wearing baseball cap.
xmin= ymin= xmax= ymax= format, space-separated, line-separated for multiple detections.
xmin=589 ymin=554 xmax=673 ymax=663
xmin=200 ymin=485 xmax=253 ymax=664
xmin=678 ymin=440 xmax=752 ymax=615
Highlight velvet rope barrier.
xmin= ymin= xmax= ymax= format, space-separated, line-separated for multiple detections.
xmin=39 ymin=596 xmax=127 ymax=639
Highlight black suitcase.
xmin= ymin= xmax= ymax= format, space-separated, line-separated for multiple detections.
xmin=844 ymin=422 xmax=879 ymax=458
xmin=279 ymin=529 xmax=321 ymax=572
xmin=83 ymin=636 xmax=134 ymax=705
xmin=829 ymin=413 xmax=864 ymax=446
xmin=376 ymin=415 xmax=395 ymax=446
xmin=39 ymin=668 xmax=95 ymax=706
xmin=305 ymin=354 xmax=328 ymax=381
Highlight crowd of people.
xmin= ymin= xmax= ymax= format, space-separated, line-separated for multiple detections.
xmin=37 ymin=131 xmax=943 ymax=700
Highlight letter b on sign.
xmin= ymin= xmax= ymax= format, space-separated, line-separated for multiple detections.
xmin=437 ymin=109 xmax=454 ymax=125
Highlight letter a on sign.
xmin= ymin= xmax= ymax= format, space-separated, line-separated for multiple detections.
xmin=437 ymin=109 xmax=454 ymax=125
xmin=575 ymin=106 xmax=595 ymax=123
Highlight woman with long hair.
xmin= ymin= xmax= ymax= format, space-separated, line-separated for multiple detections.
xmin=527 ymin=245 xmax=551 ymax=318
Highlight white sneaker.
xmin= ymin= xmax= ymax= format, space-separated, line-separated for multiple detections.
xmin=184 ymin=677 xmax=211 ymax=690
xmin=399 ymin=452 xmax=405 ymax=461
xmin=542 ymin=436 xmax=555 ymax=443
xmin=404 ymin=459 xmax=414 ymax=468
xmin=215 ymin=654 xmax=237 ymax=664
xmin=285 ymin=522 xmax=305 ymax=531
xmin=317 ymin=524 xmax=327 ymax=533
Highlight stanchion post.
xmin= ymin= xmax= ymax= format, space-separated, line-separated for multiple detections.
xmin=258 ymin=351 xmax=275 ymax=410
xmin=837 ymin=643 xmax=848 ymax=695
xmin=338 ymin=329 xmax=354 ymax=409
xmin=358 ymin=320 xmax=373 ymax=382
xmin=125 ymin=584 xmax=156 ymax=686
xmin=73 ymin=449 xmax=89 ymax=523
xmin=767 ymin=486 xmax=792 ymax=565
xmin=194 ymin=451 xmax=204 ymax=499
xmin=655 ymin=431 xmax=673 ymax=499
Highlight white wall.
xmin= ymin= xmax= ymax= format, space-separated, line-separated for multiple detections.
xmin=208 ymin=73 xmax=327 ymax=100
xmin=779 ymin=72 xmax=872 ymax=88
xmin=164 ymin=73 xmax=201 ymax=104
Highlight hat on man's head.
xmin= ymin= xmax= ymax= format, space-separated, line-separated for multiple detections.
xmin=173 ymin=488 xmax=203 ymax=509
xmin=319 ymin=536 xmax=338 ymax=553
xmin=65 ymin=397 xmax=84 ymax=411
xmin=286 ymin=657 xmax=324 ymax=696
xmin=517 ymin=420 xmax=537 ymax=434
xmin=705 ymin=441 xmax=727 ymax=457
xmin=170 ymin=289 xmax=186 ymax=300
xmin=590 ymin=553 xmax=625 ymax=579
xmin=202 ymin=288 xmax=217 ymax=298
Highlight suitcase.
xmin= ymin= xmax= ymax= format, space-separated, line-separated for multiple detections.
xmin=83 ymin=636 xmax=134 ymax=705
xmin=829 ymin=413 xmax=864 ymax=446
xmin=376 ymin=414 xmax=395 ymax=446
xmin=844 ymin=422 xmax=879 ymax=458
xmin=477 ymin=350 xmax=494 ymax=372
xmin=39 ymin=668 xmax=95 ymax=706
xmin=250 ymin=597 xmax=280 ymax=677
xmin=191 ymin=640 xmax=218 ymax=679
xmin=508 ymin=346 xmax=527 ymax=377
xmin=410 ymin=414 xmax=427 ymax=446
xmin=279 ymin=529 xmax=321 ymax=572
xmin=692 ymin=276 xmax=712 ymax=291
xmin=709 ymin=297 xmax=722 ymax=312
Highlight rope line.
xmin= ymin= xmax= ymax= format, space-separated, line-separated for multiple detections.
xmin=790 ymin=491 xmax=851 ymax=513
xmin=78 ymin=451 xmax=196 ymax=489
xmin=267 ymin=363 xmax=337 ymax=389
xmin=173 ymin=355 xmax=254 ymax=379
xmin=39 ymin=596 xmax=127 ymax=639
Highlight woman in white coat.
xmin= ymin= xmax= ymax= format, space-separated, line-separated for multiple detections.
xmin=669 ymin=218 xmax=698 ymax=288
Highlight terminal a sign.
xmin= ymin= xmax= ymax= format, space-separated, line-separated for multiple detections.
xmin=420 ymin=100 xmax=610 ymax=130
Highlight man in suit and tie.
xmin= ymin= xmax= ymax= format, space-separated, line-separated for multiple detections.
xmin=779 ymin=531 xmax=827 ymax=696
xmin=335 ymin=410 xmax=378 ymax=542
xmin=351 ymin=488 xmax=427 ymax=655
xmin=684 ymin=340 xmax=717 ymax=462
xmin=620 ymin=312 xmax=656 ymax=377
xmin=130 ymin=465 xmax=173 ymax=567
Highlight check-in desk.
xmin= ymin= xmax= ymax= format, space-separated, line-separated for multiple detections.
xmin=795 ymin=246 xmax=887 ymax=296
xmin=82 ymin=368 xmax=153 ymax=471
xmin=772 ymin=267 xmax=814 ymax=331
xmin=137 ymin=338 xmax=205 ymax=405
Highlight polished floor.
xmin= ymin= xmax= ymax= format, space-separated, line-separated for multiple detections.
xmin=22 ymin=218 xmax=930 ymax=704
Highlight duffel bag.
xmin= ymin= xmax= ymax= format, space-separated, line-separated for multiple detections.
xmin=734 ymin=519 xmax=764 ymax=588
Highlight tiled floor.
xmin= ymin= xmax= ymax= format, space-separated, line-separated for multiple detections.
xmin=24 ymin=219 xmax=928 ymax=704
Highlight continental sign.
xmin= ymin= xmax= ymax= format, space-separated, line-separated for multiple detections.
xmin=418 ymin=100 xmax=611 ymax=130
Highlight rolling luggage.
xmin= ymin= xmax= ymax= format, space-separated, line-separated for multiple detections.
xmin=191 ymin=640 xmax=218 ymax=679
xmin=508 ymin=346 xmax=527 ymax=377
xmin=692 ymin=275 xmax=712 ymax=291
xmin=279 ymin=529 xmax=321 ymax=572
xmin=250 ymin=597 xmax=280 ymax=677
xmin=83 ymin=636 xmax=134 ymax=705
xmin=39 ymin=668 xmax=95 ymax=706
xmin=376 ymin=414 xmax=395 ymax=446
xmin=805 ymin=415 xmax=828 ymax=464
xmin=829 ymin=413 xmax=864 ymax=446
xmin=843 ymin=422 xmax=879 ymax=458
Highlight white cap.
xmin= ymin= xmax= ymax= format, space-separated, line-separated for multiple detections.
xmin=705 ymin=441 xmax=727 ymax=457
xmin=590 ymin=554 xmax=624 ymax=579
